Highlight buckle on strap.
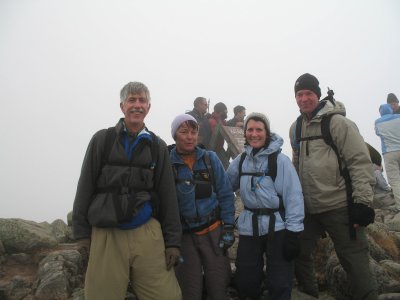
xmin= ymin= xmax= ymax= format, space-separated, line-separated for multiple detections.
xmin=244 ymin=206 xmax=278 ymax=256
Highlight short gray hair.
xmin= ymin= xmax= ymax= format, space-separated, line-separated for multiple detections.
xmin=120 ymin=82 xmax=151 ymax=103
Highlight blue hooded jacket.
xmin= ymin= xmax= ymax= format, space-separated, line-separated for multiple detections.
xmin=227 ymin=133 xmax=304 ymax=236
xmin=375 ymin=104 xmax=400 ymax=154
xmin=170 ymin=146 xmax=235 ymax=230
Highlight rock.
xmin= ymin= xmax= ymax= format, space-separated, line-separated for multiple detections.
xmin=34 ymin=250 xmax=84 ymax=300
xmin=0 ymin=219 xmax=58 ymax=253
xmin=51 ymin=219 xmax=73 ymax=243
xmin=386 ymin=214 xmax=400 ymax=232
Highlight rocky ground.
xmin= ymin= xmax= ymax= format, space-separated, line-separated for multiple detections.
xmin=1 ymin=191 xmax=400 ymax=299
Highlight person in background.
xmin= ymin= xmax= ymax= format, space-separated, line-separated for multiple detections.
xmin=289 ymin=73 xmax=377 ymax=299
xmin=387 ymin=93 xmax=400 ymax=114
xmin=72 ymin=82 xmax=182 ymax=300
xmin=227 ymin=112 xmax=304 ymax=300
xmin=187 ymin=97 xmax=212 ymax=148
xmin=208 ymin=102 xmax=229 ymax=167
xmin=375 ymin=103 xmax=400 ymax=212
xmin=226 ymin=105 xmax=246 ymax=129
xmin=366 ymin=143 xmax=394 ymax=208
xmin=169 ymin=114 xmax=235 ymax=300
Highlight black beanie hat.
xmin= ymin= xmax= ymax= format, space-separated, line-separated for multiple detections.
xmin=294 ymin=73 xmax=321 ymax=99
xmin=387 ymin=93 xmax=399 ymax=104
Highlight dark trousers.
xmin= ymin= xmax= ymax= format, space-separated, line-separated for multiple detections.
xmin=295 ymin=207 xmax=378 ymax=300
xmin=234 ymin=230 xmax=294 ymax=300
xmin=175 ymin=226 xmax=231 ymax=300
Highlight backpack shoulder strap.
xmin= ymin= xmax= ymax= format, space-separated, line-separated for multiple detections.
xmin=148 ymin=131 xmax=159 ymax=170
xmin=294 ymin=115 xmax=303 ymax=148
xmin=266 ymin=151 xmax=279 ymax=182
xmin=237 ymin=152 xmax=247 ymax=188
xmin=320 ymin=114 xmax=344 ymax=174
xmin=103 ymin=127 xmax=117 ymax=165
xmin=203 ymin=151 xmax=216 ymax=190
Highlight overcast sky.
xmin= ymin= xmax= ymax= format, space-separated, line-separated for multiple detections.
xmin=1 ymin=0 xmax=399 ymax=223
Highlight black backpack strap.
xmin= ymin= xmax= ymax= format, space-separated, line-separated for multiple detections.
xmin=295 ymin=115 xmax=303 ymax=146
xmin=103 ymin=127 xmax=117 ymax=165
xmin=320 ymin=114 xmax=356 ymax=240
xmin=148 ymin=131 xmax=159 ymax=170
xmin=267 ymin=151 xmax=278 ymax=182
xmin=237 ymin=152 xmax=247 ymax=188
xmin=202 ymin=152 xmax=216 ymax=191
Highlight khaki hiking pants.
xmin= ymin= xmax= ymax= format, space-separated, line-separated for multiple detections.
xmin=85 ymin=218 xmax=181 ymax=300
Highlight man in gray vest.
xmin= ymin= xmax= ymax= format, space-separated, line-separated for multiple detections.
xmin=73 ymin=82 xmax=182 ymax=300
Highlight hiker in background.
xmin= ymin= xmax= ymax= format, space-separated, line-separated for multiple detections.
xmin=187 ymin=97 xmax=212 ymax=148
xmin=72 ymin=82 xmax=182 ymax=300
xmin=366 ymin=143 xmax=394 ymax=208
xmin=375 ymin=104 xmax=400 ymax=212
xmin=289 ymin=73 xmax=377 ymax=299
xmin=227 ymin=112 xmax=304 ymax=300
xmin=387 ymin=93 xmax=400 ymax=114
xmin=169 ymin=114 xmax=235 ymax=300
xmin=208 ymin=102 xmax=229 ymax=168
xmin=226 ymin=105 xmax=246 ymax=129
xmin=208 ymin=102 xmax=228 ymax=150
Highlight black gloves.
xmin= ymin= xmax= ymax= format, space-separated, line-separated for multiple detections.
xmin=351 ymin=203 xmax=375 ymax=226
xmin=219 ymin=224 xmax=235 ymax=250
xmin=282 ymin=230 xmax=302 ymax=261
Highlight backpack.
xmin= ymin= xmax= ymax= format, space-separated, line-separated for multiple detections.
xmin=293 ymin=93 xmax=359 ymax=239
xmin=168 ymin=144 xmax=215 ymax=192
xmin=101 ymin=126 xmax=160 ymax=217
xmin=103 ymin=127 xmax=159 ymax=169
xmin=237 ymin=150 xmax=285 ymax=250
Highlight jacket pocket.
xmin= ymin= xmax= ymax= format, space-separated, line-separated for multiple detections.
xmin=88 ymin=192 xmax=145 ymax=227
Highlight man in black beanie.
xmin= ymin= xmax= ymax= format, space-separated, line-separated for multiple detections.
xmin=289 ymin=73 xmax=377 ymax=299
xmin=387 ymin=93 xmax=400 ymax=114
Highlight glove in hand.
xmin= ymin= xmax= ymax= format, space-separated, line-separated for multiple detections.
xmin=219 ymin=224 xmax=235 ymax=250
xmin=351 ymin=203 xmax=375 ymax=226
xmin=165 ymin=247 xmax=181 ymax=270
xmin=282 ymin=230 xmax=301 ymax=261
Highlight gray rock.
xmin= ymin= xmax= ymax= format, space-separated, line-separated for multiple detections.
xmin=34 ymin=249 xmax=84 ymax=300
xmin=386 ymin=213 xmax=400 ymax=232
xmin=378 ymin=293 xmax=400 ymax=300
xmin=0 ymin=219 xmax=58 ymax=253
xmin=51 ymin=219 xmax=73 ymax=243
xmin=0 ymin=275 xmax=32 ymax=300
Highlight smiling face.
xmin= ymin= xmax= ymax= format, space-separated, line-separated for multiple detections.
xmin=175 ymin=121 xmax=198 ymax=154
xmin=120 ymin=92 xmax=151 ymax=132
xmin=295 ymin=89 xmax=319 ymax=118
xmin=245 ymin=119 xmax=268 ymax=149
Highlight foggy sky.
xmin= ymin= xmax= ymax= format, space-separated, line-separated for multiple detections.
xmin=1 ymin=0 xmax=399 ymax=222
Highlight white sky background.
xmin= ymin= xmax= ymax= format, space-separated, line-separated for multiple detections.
xmin=0 ymin=0 xmax=399 ymax=223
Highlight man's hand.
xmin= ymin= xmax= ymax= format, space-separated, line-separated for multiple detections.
xmin=165 ymin=247 xmax=181 ymax=270
xmin=351 ymin=203 xmax=375 ymax=227
xmin=76 ymin=238 xmax=91 ymax=254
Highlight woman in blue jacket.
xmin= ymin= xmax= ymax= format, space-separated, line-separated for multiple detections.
xmin=226 ymin=112 xmax=304 ymax=300
xmin=170 ymin=114 xmax=235 ymax=300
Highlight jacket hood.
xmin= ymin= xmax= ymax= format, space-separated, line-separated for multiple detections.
xmin=245 ymin=132 xmax=283 ymax=156
xmin=379 ymin=103 xmax=393 ymax=116
xmin=314 ymin=99 xmax=346 ymax=119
